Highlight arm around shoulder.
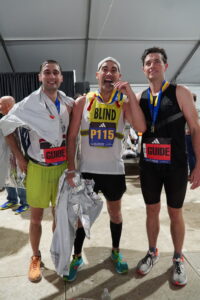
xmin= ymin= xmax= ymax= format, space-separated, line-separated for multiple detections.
xmin=123 ymin=91 xmax=146 ymax=133
xmin=67 ymin=96 xmax=86 ymax=171
xmin=67 ymin=96 xmax=86 ymax=140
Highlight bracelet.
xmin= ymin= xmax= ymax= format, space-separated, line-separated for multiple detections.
xmin=67 ymin=169 xmax=76 ymax=174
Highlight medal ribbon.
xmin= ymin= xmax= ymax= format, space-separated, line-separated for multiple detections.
xmin=147 ymin=80 xmax=169 ymax=131
xmin=45 ymin=96 xmax=60 ymax=118
xmin=96 ymin=89 xmax=123 ymax=104
xmin=55 ymin=97 xmax=60 ymax=114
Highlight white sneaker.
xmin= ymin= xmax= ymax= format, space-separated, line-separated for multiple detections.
xmin=137 ymin=249 xmax=159 ymax=275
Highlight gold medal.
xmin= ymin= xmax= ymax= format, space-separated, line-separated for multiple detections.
xmin=151 ymin=125 xmax=155 ymax=133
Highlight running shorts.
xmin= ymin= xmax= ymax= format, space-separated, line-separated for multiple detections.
xmin=140 ymin=163 xmax=188 ymax=208
xmin=81 ymin=173 xmax=126 ymax=201
xmin=26 ymin=160 xmax=67 ymax=208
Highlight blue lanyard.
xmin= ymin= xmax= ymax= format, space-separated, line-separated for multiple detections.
xmin=147 ymin=80 xmax=169 ymax=132
xmin=55 ymin=97 xmax=60 ymax=114
xmin=96 ymin=89 xmax=123 ymax=104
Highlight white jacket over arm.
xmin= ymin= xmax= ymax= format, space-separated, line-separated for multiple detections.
xmin=50 ymin=172 xmax=103 ymax=276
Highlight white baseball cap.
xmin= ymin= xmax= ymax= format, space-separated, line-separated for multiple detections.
xmin=97 ymin=57 xmax=121 ymax=72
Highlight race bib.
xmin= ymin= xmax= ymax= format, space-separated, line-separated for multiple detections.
xmin=89 ymin=122 xmax=116 ymax=147
xmin=39 ymin=135 xmax=67 ymax=164
xmin=143 ymin=137 xmax=171 ymax=164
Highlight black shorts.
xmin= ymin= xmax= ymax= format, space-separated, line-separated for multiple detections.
xmin=81 ymin=173 xmax=126 ymax=201
xmin=140 ymin=163 xmax=188 ymax=208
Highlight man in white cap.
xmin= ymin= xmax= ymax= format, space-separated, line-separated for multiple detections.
xmin=65 ymin=57 xmax=146 ymax=282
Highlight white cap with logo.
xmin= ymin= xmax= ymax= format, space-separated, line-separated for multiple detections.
xmin=97 ymin=57 xmax=121 ymax=72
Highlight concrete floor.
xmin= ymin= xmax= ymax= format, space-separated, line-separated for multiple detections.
xmin=0 ymin=162 xmax=200 ymax=300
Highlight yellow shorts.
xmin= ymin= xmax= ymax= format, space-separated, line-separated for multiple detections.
xmin=26 ymin=160 xmax=67 ymax=208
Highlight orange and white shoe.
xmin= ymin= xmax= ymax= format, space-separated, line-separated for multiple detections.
xmin=28 ymin=254 xmax=42 ymax=282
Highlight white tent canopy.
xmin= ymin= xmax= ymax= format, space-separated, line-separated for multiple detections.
xmin=0 ymin=0 xmax=200 ymax=89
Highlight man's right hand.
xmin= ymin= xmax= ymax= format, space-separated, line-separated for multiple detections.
xmin=66 ymin=171 xmax=77 ymax=187
xmin=5 ymin=133 xmax=28 ymax=173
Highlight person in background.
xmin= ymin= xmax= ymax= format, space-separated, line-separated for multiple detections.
xmin=0 ymin=101 xmax=9 ymax=193
xmin=0 ymin=96 xmax=29 ymax=214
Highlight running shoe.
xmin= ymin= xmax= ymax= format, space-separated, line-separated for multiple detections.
xmin=63 ymin=255 xmax=84 ymax=282
xmin=172 ymin=256 xmax=187 ymax=286
xmin=111 ymin=250 xmax=128 ymax=274
xmin=137 ymin=248 xmax=159 ymax=275
xmin=0 ymin=201 xmax=17 ymax=210
xmin=28 ymin=254 xmax=42 ymax=282
xmin=14 ymin=205 xmax=29 ymax=214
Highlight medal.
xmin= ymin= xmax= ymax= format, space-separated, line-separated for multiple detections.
xmin=147 ymin=80 xmax=169 ymax=133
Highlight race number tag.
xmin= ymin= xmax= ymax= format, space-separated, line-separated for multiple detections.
xmin=143 ymin=137 xmax=171 ymax=164
xmin=39 ymin=135 xmax=67 ymax=163
xmin=89 ymin=122 xmax=116 ymax=147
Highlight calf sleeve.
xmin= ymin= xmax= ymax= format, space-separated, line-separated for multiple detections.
xmin=74 ymin=227 xmax=86 ymax=255
xmin=110 ymin=221 xmax=122 ymax=249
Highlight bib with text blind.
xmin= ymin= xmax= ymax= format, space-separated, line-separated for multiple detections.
xmin=86 ymin=91 xmax=125 ymax=148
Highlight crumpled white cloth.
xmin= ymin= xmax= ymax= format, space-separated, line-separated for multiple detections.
xmin=0 ymin=87 xmax=74 ymax=146
xmin=50 ymin=171 xmax=103 ymax=276
xmin=0 ymin=128 xmax=27 ymax=189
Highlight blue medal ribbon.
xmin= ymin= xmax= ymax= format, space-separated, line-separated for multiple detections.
xmin=55 ymin=97 xmax=60 ymax=114
xmin=147 ymin=80 xmax=169 ymax=132
xmin=96 ymin=89 xmax=123 ymax=104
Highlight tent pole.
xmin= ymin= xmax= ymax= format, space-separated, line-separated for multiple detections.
xmin=0 ymin=33 xmax=15 ymax=73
